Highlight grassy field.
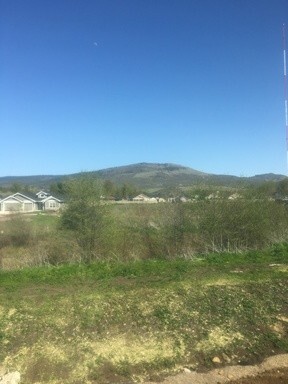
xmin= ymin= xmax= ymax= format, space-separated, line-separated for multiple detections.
xmin=0 ymin=249 xmax=288 ymax=383
xmin=2 ymin=197 xmax=288 ymax=269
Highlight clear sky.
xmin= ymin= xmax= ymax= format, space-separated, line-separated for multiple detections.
xmin=1 ymin=0 xmax=288 ymax=177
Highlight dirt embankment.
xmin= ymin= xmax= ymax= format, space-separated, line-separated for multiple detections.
xmin=146 ymin=354 xmax=288 ymax=384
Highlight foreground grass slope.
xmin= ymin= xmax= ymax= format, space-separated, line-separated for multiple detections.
xmin=0 ymin=250 xmax=288 ymax=383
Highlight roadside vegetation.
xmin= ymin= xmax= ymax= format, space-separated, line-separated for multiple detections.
xmin=0 ymin=175 xmax=288 ymax=383
xmin=1 ymin=178 xmax=288 ymax=267
xmin=0 ymin=253 xmax=288 ymax=383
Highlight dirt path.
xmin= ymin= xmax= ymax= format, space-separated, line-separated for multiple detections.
xmin=228 ymin=368 xmax=288 ymax=383
xmin=146 ymin=354 xmax=288 ymax=384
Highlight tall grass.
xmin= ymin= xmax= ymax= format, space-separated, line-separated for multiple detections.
xmin=1 ymin=199 xmax=288 ymax=269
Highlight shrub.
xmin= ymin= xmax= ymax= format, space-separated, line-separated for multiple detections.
xmin=198 ymin=200 xmax=276 ymax=252
xmin=2 ymin=214 xmax=33 ymax=247
xmin=60 ymin=175 xmax=111 ymax=262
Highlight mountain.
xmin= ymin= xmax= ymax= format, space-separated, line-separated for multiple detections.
xmin=0 ymin=163 xmax=286 ymax=191
xmin=0 ymin=175 xmax=66 ymax=189
xmin=94 ymin=163 xmax=209 ymax=189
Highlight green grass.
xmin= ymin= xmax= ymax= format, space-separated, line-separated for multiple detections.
xmin=28 ymin=212 xmax=60 ymax=230
xmin=0 ymin=248 xmax=288 ymax=383
xmin=0 ymin=247 xmax=286 ymax=286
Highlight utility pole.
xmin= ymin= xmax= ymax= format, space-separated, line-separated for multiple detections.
xmin=283 ymin=23 xmax=288 ymax=174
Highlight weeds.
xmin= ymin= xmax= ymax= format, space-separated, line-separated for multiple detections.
xmin=0 ymin=252 xmax=288 ymax=383
xmin=0 ymin=198 xmax=288 ymax=382
xmin=1 ymin=199 xmax=288 ymax=268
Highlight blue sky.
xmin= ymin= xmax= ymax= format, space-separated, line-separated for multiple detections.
xmin=1 ymin=0 xmax=288 ymax=177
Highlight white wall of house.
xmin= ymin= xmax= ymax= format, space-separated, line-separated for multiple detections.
xmin=3 ymin=201 xmax=22 ymax=212
xmin=0 ymin=197 xmax=37 ymax=213
xmin=43 ymin=198 xmax=61 ymax=210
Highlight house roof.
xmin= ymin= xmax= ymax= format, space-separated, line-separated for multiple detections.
xmin=35 ymin=190 xmax=65 ymax=202
xmin=10 ymin=192 xmax=37 ymax=202
xmin=0 ymin=191 xmax=66 ymax=205
xmin=36 ymin=190 xmax=49 ymax=196
xmin=0 ymin=193 xmax=36 ymax=204
xmin=0 ymin=195 xmax=23 ymax=203
xmin=41 ymin=195 xmax=64 ymax=203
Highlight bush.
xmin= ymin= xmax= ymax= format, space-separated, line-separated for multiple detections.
xmin=44 ymin=234 xmax=80 ymax=265
xmin=1 ymin=214 xmax=33 ymax=247
xmin=198 ymin=200 xmax=279 ymax=252
xmin=60 ymin=175 xmax=111 ymax=262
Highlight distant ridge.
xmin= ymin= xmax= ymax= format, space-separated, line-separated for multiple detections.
xmin=97 ymin=162 xmax=207 ymax=176
xmin=0 ymin=163 xmax=285 ymax=190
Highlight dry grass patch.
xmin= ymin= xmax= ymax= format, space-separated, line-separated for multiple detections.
xmin=195 ymin=326 xmax=244 ymax=352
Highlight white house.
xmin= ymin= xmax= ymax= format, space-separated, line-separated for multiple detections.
xmin=228 ymin=193 xmax=242 ymax=200
xmin=132 ymin=194 xmax=151 ymax=202
xmin=0 ymin=191 xmax=64 ymax=214
xmin=40 ymin=195 xmax=63 ymax=211
xmin=0 ymin=193 xmax=37 ymax=213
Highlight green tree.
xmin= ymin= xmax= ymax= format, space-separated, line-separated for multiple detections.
xmin=60 ymin=175 xmax=107 ymax=262
xmin=50 ymin=181 xmax=67 ymax=196
xmin=103 ymin=180 xmax=115 ymax=198
xmin=245 ymin=182 xmax=276 ymax=199
xmin=10 ymin=183 xmax=22 ymax=193
xmin=276 ymin=178 xmax=288 ymax=198
xmin=114 ymin=183 xmax=139 ymax=200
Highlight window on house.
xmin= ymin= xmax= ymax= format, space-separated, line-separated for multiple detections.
xmin=49 ymin=201 xmax=57 ymax=209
